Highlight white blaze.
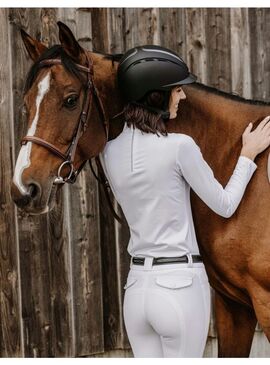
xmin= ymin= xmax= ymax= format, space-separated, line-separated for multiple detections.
xmin=13 ymin=73 xmax=51 ymax=195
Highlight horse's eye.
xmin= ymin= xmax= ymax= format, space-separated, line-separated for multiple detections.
xmin=64 ymin=95 xmax=78 ymax=109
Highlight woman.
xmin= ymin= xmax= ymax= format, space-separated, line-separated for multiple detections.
xmin=100 ymin=45 xmax=270 ymax=358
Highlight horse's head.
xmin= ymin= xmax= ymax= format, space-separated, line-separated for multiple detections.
xmin=11 ymin=22 xmax=120 ymax=214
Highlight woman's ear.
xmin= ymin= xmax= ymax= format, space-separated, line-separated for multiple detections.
xmin=20 ymin=29 xmax=48 ymax=62
xmin=57 ymin=21 xmax=86 ymax=64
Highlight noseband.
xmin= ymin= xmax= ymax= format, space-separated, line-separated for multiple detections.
xmin=21 ymin=51 xmax=123 ymax=223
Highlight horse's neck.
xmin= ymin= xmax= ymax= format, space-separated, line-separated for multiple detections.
xmin=166 ymin=84 xmax=270 ymax=182
xmin=90 ymin=53 xmax=125 ymax=141
xmin=170 ymin=85 xmax=268 ymax=147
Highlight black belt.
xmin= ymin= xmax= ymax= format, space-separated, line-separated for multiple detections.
xmin=132 ymin=255 xmax=202 ymax=266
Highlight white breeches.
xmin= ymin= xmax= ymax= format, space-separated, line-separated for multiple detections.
xmin=123 ymin=257 xmax=211 ymax=358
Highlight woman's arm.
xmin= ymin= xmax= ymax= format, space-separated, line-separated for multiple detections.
xmin=176 ymin=136 xmax=257 ymax=218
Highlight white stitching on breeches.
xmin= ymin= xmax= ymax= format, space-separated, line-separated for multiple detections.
xmin=123 ymin=261 xmax=211 ymax=358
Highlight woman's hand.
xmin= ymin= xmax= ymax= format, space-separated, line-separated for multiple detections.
xmin=241 ymin=116 xmax=270 ymax=161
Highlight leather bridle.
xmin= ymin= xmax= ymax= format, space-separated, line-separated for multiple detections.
xmin=21 ymin=51 xmax=123 ymax=223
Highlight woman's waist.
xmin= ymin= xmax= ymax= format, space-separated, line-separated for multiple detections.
xmin=129 ymin=253 xmax=204 ymax=271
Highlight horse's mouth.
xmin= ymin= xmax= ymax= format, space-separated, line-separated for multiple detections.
xmin=16 ymin=180 xmax=60 ymax=215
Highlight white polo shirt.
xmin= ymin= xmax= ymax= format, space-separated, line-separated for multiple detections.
xmin=100 ymin=122 xmax=257 ymax=258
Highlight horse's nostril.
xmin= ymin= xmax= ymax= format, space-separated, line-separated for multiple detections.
xmin=13 ymin=193 xmax=31 ymax=208
xmin=29 ymin=183 xmax=39 ymax=199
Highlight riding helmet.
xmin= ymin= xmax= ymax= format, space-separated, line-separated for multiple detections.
xmin=117 ymin=45 xmax=197 ymax=119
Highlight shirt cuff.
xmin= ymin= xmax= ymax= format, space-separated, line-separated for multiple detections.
xmin=238 ymin=155 xmax=257 ymax=171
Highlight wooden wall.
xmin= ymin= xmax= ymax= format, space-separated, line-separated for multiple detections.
xmin=0 ymin=8 xmax=269 ymax=357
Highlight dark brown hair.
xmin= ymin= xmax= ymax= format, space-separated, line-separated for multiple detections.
xmin=123 ymin=90 xmax=169 ymax=136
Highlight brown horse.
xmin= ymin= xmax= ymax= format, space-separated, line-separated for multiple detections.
xmin=11 ymin=22 xmax=270 ymax=357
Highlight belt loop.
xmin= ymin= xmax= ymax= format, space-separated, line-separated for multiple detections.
xmin=130 ymin=256 xmax=133 ymax=268
xmin=144 ymin=257 xmax=154 ymax=270
xmin=186 ymin=253 xmax=193 ymax=268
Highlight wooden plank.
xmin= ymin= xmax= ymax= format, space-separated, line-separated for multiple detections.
xmin=40 ymin=8 xmax=75 ymax=357
xmin=113 ymin=207 xmax=131 ymax=349
xmin=249 ymin=8 xmax=270 ymax=101
xmin=76 ymin=8 xmax=92 ymax=51
xmin=91 ymin=8 xmax=124 ymax=351
xmin=40 ymin=9 xmax=75 ymax=358
xmin=97 ymin=180 xmax=120 ymax=351
xmin=185 ymin=8 xmax=208 ymax=84
xmin=107 ymin=8 xmax=125 ymax=53
xmin=124 ymin=8 xmax=159 ymax=48
xmin=40 ymin=8 xmax=58 ymax=47
xmin=57 ymin=8 xmax=104 ymax=356
xmin=46 ymin=185 xmax=74 ymax=357
xmin=67 ymin=166 xmax=104 ymax=356
xmin=230 ymin=8 xmax=252 ymax=98
xmin=106 ymin=8 xmax=132 ymax=350
xmin=91 ymin=8 xmax=109 ymax=52
xmin=159 ymin=8 xmax=186 ymax=57
xmin=0 ymin=8 xmax=22 ymax=357
xmin=205 ymin=8 xmax=232 ymax=91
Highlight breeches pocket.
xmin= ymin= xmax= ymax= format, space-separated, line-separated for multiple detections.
xmin=155 ymin=274 xmax=193 ymax=290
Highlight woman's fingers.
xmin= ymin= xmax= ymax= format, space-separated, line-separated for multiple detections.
xmin=243 ymin=122 xmax=253 ymax=136
xmin=263 ymin=119 xmax=270 ymax=131
xmin=256 ymin=115 xmax=270 ymax=131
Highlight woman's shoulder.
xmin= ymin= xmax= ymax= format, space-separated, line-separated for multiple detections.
xmin=167 ymin=131 xmax=198 ymax=147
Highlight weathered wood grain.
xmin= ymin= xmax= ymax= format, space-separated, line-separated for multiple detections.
xmin=106 ymin=8 xmax=132 ymax=350
xmin=124 ymin=8 xmax=159 ymax=47
xmin=230 ymin=8 xmax=252 ymax=98
xmin=0 ymin=8 xmax=22 ymax=357
xmin=159 ymin=8 xmax=186 ymax=58
xmin=185 ymin=8 xmax=208 ymax=84
xmin=205 ymin=8 xmax=232 ymax=91
xmin=107 ymin=8 xmax=125 ymax=53
xmin=249 ymin=8 xmax=270 ymax=101
xmin=91 ymin=8 xmax=125 ymax=351
xmin=1 ymin=7 xmax=270 ymax=358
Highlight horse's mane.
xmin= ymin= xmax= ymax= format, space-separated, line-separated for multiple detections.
xmin=24 ymin=46 xmax=269 ymax=107
xmin=193 ymin=82 xmax=270 ymax=106
xmin=96 ymin=50 xmax=270 ymax=106
xmin=93 ymin=49 xmax=123 ymax=64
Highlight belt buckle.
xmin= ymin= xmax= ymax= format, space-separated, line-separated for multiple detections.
xmin=186 ymin=253 xmax=193 ymax=268
xmin=144 ymin=257 xmax=154 ymax=270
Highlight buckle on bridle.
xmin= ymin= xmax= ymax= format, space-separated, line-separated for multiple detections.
xmin=54 ymin=160 xmax=74 ymax=184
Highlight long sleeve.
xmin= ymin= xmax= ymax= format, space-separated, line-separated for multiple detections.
xmin=176 ymin=136 xmax=258 ymax=218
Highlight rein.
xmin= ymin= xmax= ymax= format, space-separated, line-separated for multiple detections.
xmin=21 ymin=52 xmax=123 ymax=224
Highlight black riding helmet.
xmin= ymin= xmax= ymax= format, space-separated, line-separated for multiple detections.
xmin=117 ymin=45 xmax=197 ymax=119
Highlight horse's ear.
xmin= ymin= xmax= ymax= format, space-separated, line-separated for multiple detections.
xmin=20 ymin=29 xmax=48 ymax=62
xmin=57 ymin=21 xmax=85 ymax=63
